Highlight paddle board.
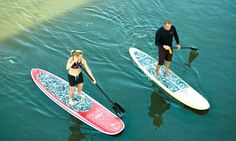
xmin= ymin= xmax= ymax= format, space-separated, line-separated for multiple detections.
xmin=31 ymin=68 xmax=124 ymax=135
xmin=129 ymin=47 xmax=210 ymax=110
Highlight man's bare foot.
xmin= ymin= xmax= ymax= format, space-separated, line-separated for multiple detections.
xmin=155 ymin=68 xmax=159 ymax=77
xmin=164 ymin=70 xmax=172 ymax=76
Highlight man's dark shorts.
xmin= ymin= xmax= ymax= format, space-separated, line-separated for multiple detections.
xmin=158 ymin=46 xmax=173 ymax=65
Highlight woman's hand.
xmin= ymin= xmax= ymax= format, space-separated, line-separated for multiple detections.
xmin=73 ymin=58 xmax=79 ymax=63
xmin=92 ymin=79 xmax=96 ymax=84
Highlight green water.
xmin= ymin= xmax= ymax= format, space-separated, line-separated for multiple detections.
xmin=0 ymin=0 xmax=236 ymax=141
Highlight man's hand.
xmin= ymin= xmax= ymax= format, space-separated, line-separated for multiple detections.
xmin=176 ymin=44 xmax=181 ymax=50
xmin=163 ymin=45 xmax=170 ymax=50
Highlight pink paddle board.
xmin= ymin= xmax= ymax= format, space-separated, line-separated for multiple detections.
xmin=31 ymin=68 xmax=124 ymax=135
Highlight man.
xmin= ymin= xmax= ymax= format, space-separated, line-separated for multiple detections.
xmin=155 ymin=20 xmax=181 ymax=77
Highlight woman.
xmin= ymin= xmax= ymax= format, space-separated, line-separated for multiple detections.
xmin=66 ymin=50 xmax=96 ymax=105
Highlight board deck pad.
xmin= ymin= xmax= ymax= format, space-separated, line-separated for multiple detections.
xmin=31 ymin=68 xmax=124 ymax=135
xmin=37 ymin=72 xmax=93 ymax=112
xmin=133 ymin=50 xmax=189 ymax=92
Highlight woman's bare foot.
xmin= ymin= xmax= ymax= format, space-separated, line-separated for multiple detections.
xmin=79 ymin=94 xmax=85 ymax=99
xmin=69 ymin=98 xmax=74 ymax=105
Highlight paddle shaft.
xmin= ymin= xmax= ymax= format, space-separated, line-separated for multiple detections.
xmin=80 ymin=67 xmax=114 ymax=104
xmin=95 ymin=84 xmax=114 ymax=104
xmin=173 ymin=46 xmax=199 ymax=50
xmin=81 ymin=67 xmax=126 ymax=116
xmin=172 ymin=46 xmax=199 ymax=66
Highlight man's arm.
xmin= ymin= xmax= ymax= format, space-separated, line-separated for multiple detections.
xmin=173 ymin=26 xmax=179 ymax=45
xmin=155 ymin=29 xmax=162 ymax=47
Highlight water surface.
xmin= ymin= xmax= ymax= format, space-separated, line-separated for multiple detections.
xmin=0 ymin=0 xmax=236 ymax=141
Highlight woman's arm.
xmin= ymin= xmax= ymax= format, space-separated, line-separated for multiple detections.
xmin=82 ymin=58 xmax=96 ymax=84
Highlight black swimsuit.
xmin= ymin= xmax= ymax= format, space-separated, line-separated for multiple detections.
xmin=68 ymin=61 xmax=84 ymax=86
xmin=71 ymin=62 xmax=81 ymax=69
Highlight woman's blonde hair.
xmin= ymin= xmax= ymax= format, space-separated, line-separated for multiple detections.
xmin=70 ymin=50 xmax=83 ymax=57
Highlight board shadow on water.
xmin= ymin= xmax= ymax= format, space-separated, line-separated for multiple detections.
xmin=67 ymin=114 xmax=97 ymax=141
xmin=67 ymin=113 xmax=125 ymax=141
xmin=150 ymin=83 xmax=209 ymax=115
xmin=183 ymin=104 xmax=209 ymax=115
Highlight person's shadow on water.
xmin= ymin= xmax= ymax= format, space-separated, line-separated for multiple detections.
xmin=67 ymin=114 xmax=98 ymax=141
xmin=68 ymin=124 xmax=86 ymax=141
xmin=148 ymin=90 xmax=170 ymax=128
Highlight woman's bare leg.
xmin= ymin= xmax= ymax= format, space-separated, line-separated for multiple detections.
xmin=69 ymin=86 xmax=75 ymax=104
xmin=77 ymin=83 xmax=84 ymax=98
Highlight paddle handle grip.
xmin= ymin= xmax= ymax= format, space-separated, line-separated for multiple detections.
xmin=168 ymin=48 xmax=172 ymax=54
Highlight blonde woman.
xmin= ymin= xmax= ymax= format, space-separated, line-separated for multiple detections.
xmin=66 ymin=50 xmax=96 ymax=105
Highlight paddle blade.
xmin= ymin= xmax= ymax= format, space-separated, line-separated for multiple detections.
xmin=113 ymin=103 xmax=126 ymax=113
xmin=187 ymin=50 xmax=199 ymax=67
xmin=112 ymin=103 xmax=126 ymax=118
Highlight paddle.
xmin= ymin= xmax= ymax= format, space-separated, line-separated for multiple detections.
xmin=186 ymin=49 xmax=199 ymax=67
xmin=173 ymin=46 xmax=199 ymax=67
xmin=81 ymin=67 xmax=126 ymax=117
xmin=175 ymin=46 xmax=199 ymax=50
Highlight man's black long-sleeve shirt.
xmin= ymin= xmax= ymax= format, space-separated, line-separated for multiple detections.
xmin=155 ymin=25 xmax=179 ymax=48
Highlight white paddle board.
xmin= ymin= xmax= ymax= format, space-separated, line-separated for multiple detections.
xmin=129 ymin=47 xmax=210 ymax=110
